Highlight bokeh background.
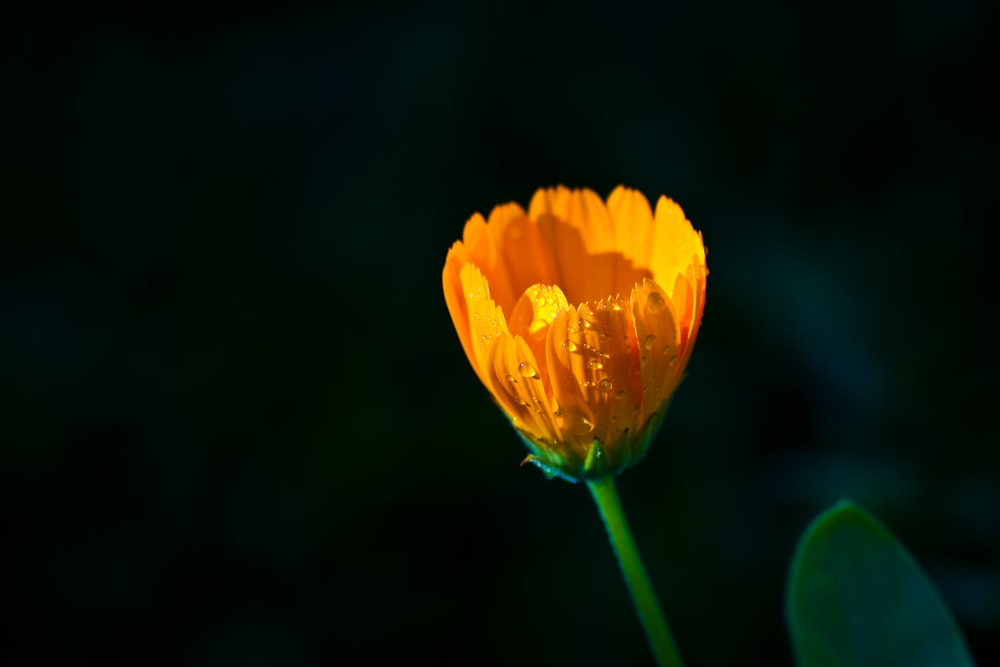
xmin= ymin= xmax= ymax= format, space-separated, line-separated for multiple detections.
xmin=9 ymin=2 xmax=998 ymax=665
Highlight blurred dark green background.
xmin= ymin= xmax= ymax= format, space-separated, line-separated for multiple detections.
xmin=9 ymin=2 xmax=998 ymax=665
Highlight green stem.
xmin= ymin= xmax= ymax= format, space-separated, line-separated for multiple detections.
xmin=588 ymin=476 xmax=684 ymax=667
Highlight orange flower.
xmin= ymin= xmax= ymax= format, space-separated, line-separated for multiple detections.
xmin=443 ymin=186 xmax=707 ymax=481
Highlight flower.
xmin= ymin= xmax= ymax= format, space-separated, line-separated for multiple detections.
xmin=443 ymin=186 xmax=707 ymax=482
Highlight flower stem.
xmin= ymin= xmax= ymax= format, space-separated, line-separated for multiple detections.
xmin=587 ymin=476 xmax=684 ymax=667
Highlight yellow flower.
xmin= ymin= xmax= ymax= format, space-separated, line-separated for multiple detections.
xmin=443 ymin=186 xmax=707 ymax=482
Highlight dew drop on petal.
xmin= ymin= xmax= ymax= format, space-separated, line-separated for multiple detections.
xmin=643 ymin=334 xmax=657 ymax=350
xmin=615 ymin=389 xmax=627 ymax=399
xmin=518 ymin=362 xmax=539 ymax=379
xmin=506 ymin=374 xmax=517 ymax=383
xmin=647 ymin=292 xmax=666 ymax=314
xmin=566 ymin=340 xmax=579 ymax=352
xmin=598 ymin=378 xmax=613 ymax=392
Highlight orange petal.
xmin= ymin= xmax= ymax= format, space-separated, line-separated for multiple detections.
xmin=583 ymin=296 xmax=644 ymax=449
xmin=533 ymin=186 xmax=615 ymax=252
xmin=442 ymin=242 xmax=473 ymax=369
xmin=649 ymin=196 xmax=705 ymax=298
xmin=489 ymin=333 xmax=559 ymax=446
xmin=607 ymin=185 xmax=655 ymax=270
xmin=630 ymin=279 xmax=682 ymax=427
xmin=496 ymin=214 xmax=561 ymax=303
xmin=458 ymin=263 xmax=510 ymax=387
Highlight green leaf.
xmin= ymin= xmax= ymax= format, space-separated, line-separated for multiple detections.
xmin=787 ymin=499 xmax=975 ymax=667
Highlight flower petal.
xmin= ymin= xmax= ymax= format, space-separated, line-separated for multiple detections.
xmin=490 ymin=332 xmax=560 ymax=447
xmin=543 ymin=295 xmax=646 ymax=476
xmin=607 ymin=185 xmax=656 ymax=270
xmin=584 ymin=296 xmax=645 ymax=450
xmin=529 ymin=186 xmax=615 ymax=253
xmin=544 ymin=303 xmax=598 ymax=459
xmin=456 ymin=209 xmax=519 ymax=317
xmin=458 ymin=263 xmax=510 ymax=388
xmin=495 ymin=212 xmax=561 ymax=305
xmin=649 ymin=196 xmax=706 ymax=301
xmin=631 ymin=279 xmax=682 ymax=427
xmin=442 ymin=243 xmax=473 ymax=369
xmin=526 ymin=186 xmax=622 ymax=302
xmin=670 ymin=261 xmax=708 ymax=370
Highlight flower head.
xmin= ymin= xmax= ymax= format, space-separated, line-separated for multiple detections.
xmin=443 ymin=186 xmax=707 ymax=482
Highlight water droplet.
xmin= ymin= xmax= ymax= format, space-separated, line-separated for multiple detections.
xmin=518 ymin=362 xmax=539 ymax=379
xmin=551 ymin=397 xmax=562 ymax=417
xmin=647 ymin=292 xmax=666 ymax=314
xmin=515 ymin=397 xmax=529 ymax=406
xmin=643 ymin=334 xmax=657 ymax=350
xmin=616 ymin=390 xmax=627 ymax=399
xmin=574 ymin=417 xmax=594 ymax=435
xmin=566 ymin=340 xmax=579 ymax=352
xmin=667 ymin=354 xmax=678 ymax=366
xmin=505 ymin=374 xmax=517 ymax=383
xmin=598 ymin=378 xmax=613 ymax=392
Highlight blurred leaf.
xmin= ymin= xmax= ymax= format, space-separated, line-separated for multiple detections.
xmin=787 ymin=499 xmax=974 ymax=667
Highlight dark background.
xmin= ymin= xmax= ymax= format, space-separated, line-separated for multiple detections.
xmin=8 ymin=2 xmax=998 ymax=665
